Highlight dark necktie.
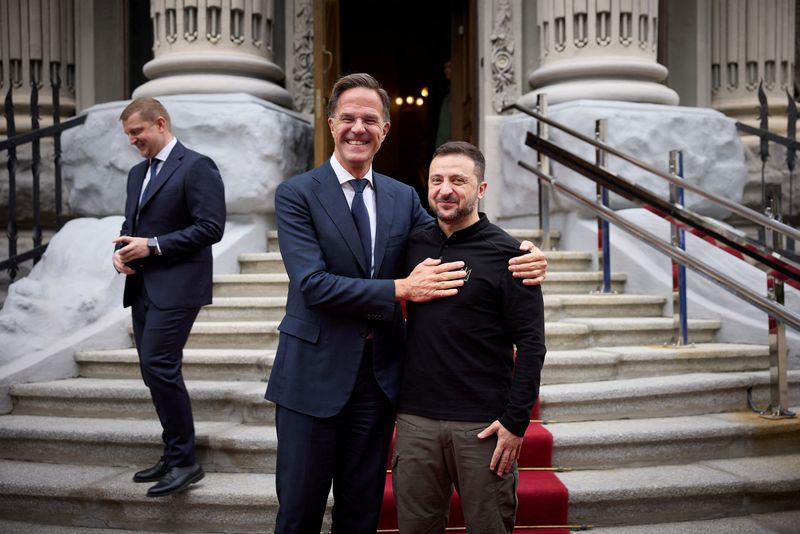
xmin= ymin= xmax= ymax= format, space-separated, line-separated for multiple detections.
xmin=139 ymin=158 xmax=159 ymax=207
xmin=349 ymin=179 xmax=372 ymax=276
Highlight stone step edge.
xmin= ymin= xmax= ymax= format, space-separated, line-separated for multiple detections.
xmin=76 ymin=343 xmax=764 ymax=364
xmin=583 ymin=510 xmax=800 ymax=534
xmin=16 ymin=370 xmax=791 ymax=398
xmin=560 ymin=453 xmax=800 ymax=525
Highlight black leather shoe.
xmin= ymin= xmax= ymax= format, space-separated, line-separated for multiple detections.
xmin=146 ymin=463 xmax=204 ymax=498
xmin=133 ymin=459 xmax=168 ymax=483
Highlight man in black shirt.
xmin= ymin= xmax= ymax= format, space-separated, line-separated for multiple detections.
xmin=392 ymin=142 xmax=546 ymax=534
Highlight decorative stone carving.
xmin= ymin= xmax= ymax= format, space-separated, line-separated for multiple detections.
xmin=291 ymin=0 xmax=314 ymax=114
xmin=134 ymin=0 xmax=292 ymax=108
xmin=491 ymin=0 xmax=518 ymax=114
xmin=520 ymin=0 xmax=678 ymax=107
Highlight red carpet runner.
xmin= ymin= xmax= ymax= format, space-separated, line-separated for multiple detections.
xmin=377 ymin=399 xmax=570 ymax=533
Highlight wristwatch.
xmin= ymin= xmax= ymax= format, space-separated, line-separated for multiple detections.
xmin=147 ymin=237 xmax=159 ymax=255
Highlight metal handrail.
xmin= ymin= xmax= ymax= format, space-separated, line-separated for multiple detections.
xmin=525 ymin=132 xmax=800 ymax=284
xmin=517 ymin=159 xmax=800 ymax=333
xmin=504 ymin=103 xmax=800 ymax=244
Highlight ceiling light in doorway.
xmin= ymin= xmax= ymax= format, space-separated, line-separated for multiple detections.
xmin=415 ymin=98 xmax=424 ymax=106
xmin=406 ymin=96 xmax=414 ymax=104
xmin=421 ymin=87 xmax=429 ymax=97
xmin=395 ymin=97 xmax=403 ymax=106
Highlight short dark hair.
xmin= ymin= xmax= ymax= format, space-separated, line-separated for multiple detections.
xmin=119 ymin=97 xmax=171 ymax=128
xmin=327 ymin=73 xmax=391 ymax=123
xmin=432 ymin=141 xmax=486 ymax=182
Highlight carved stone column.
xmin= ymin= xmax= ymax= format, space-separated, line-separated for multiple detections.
xmin=0 ymin=0 xmax=77 ymax=133
xmin=710 ymin=0 xmax=795 ymax=130
xmin=519 ymin=0 xmax=678 ymax=107
xmin=285 ymin=0 xmax=314 ymax=115
xmin=133 ymin=0 xmax=292 ymax=109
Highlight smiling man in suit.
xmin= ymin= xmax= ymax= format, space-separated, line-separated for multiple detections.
xmin=267 ymin=73 xmax=548 ymax=533
xmin=112 ymin=97 xmax=226 ymax=498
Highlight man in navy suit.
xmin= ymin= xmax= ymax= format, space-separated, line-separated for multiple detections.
xmin=112 ymin=97 xmax=226 ymax=498
xmin=267 ymin=73 xmax=547 ymax=533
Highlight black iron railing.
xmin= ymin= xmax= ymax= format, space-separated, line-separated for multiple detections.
xmin=735 ymin=82 xmax=799 ymax=247
xmin=1 ymin=80 xmax=86 ymax=282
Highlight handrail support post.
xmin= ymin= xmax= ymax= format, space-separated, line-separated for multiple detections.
xmin=669 ymin=150 xmax=689 ymax=346
xmin=595 ymin=119 xmax=611 ymax=293
xmin=537 ymin=94 xmax=551 ymax=251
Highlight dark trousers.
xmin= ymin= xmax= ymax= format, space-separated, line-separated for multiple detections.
xmin=274 ymin=342 xmax=395 ymax=534
xmin=131 ymin=282 xmax=200 ymax=468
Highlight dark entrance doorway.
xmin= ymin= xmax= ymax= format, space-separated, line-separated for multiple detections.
xmin=315 ymin=0 xmax=477 ymax=203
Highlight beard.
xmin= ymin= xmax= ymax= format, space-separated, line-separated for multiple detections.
xmin=431 ymin=194 xmax=478 ymax=223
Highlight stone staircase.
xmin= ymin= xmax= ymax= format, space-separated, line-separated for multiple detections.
xmin=0 ymin=229 xmax=799 ymax=532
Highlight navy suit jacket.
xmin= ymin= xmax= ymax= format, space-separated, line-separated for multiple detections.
xmin=266 ymin=160 xmax=433 ymax=417
xmin=118 ymin=141 xmax=226 ymax=309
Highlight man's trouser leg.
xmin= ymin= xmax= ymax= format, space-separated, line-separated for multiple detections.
xmin=274 ymin=341 xmax=394 ymax=534
xmin=392 ymin=414 xmax=453 ymax=534
xmin=451 ymin=421 xmax=518 ymax=534
xmin=132 ymin=284 xmax=200 ymax=467
xmin=393 ymin=414 xmax=518 ymax=534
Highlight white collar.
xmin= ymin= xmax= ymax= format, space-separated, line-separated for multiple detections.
xmin=154 ymin=136 xmax=178 ymax=163
xmin=330 ymin=154 xmax=374 ymax=188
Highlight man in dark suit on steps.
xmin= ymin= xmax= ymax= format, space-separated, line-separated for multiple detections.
xmin=267 ymin=73 xmax=548 ymax=533
xmin=112 ymin=97 xmax=226 ymax=498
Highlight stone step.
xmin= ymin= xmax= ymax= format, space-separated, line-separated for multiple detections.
xmin=549 ymin=408 xmax=800 ymax=469
xmin=265 ymin=228 xmax=562 ymax=252
xmin=561 ymin=453 xmax=800 ymax=528
xmin=75 ymin=348 xmax=275 ymax=381
xmin=542 ymin=271 xmax=626 ymax=294
xmin=238 ymin=249 xmax=590 ymax=275
xmin=542 ymin=343 xmax=769 ymax=384
xmin=540 ymin=250 xmax=592 ymax=272
xmin=539 ymin=371 xmax=800 ymax=422
xmin=237 ymin=252 xmax=285 ymax=274
xmin=0 ymin=416 xmax=277 ymax=473
xmin=0 ymin=520 xmax=172 ymax=534
xmin=544 ymin=293 xmax=665 ymax=320
xmin=162 ymin=317 xmax=718 ymax=352
xmin=176 ymin=321 xmax=279 ymax=349
xmin=199 ymin=293 xmax=663 ymax=324
xmin=198 ymin=297 xmax=287 ymax=322
xmin=585 ymin=510 xmax=800 ymax=534
xmin=10 ymin=379 xmax=274 ymax=423
xmin=214 ymin=266 xmax=603 ymax=297
xmin=135 ymin=317 xmax=716 ymax=352
xmin=213 ymin=274 xmax=289 ymax=298
xmin=0 ymin=460 xmax=281 ymax=533
xmin=545 ymin=317 xmax=720 ymax=350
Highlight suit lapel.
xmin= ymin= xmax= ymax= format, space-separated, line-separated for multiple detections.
xmin=128 ymin=161 xmax=147 ymax=221
xmin=372 ymin=173 xmax=395 ymax=277
xmin=312 ymin=162 xmax=370 ymax=275
xmin=139 ymin=141 xmax=185 ymax=211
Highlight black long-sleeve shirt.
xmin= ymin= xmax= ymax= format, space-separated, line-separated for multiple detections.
xmin=398 ymin=214 xmax=546 ymax=436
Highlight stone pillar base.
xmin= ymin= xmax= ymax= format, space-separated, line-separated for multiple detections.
xmin=519 ymin=78 xmax=679 ymax=107
xmin=132 ymin=74 xmax=292 ymax=108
